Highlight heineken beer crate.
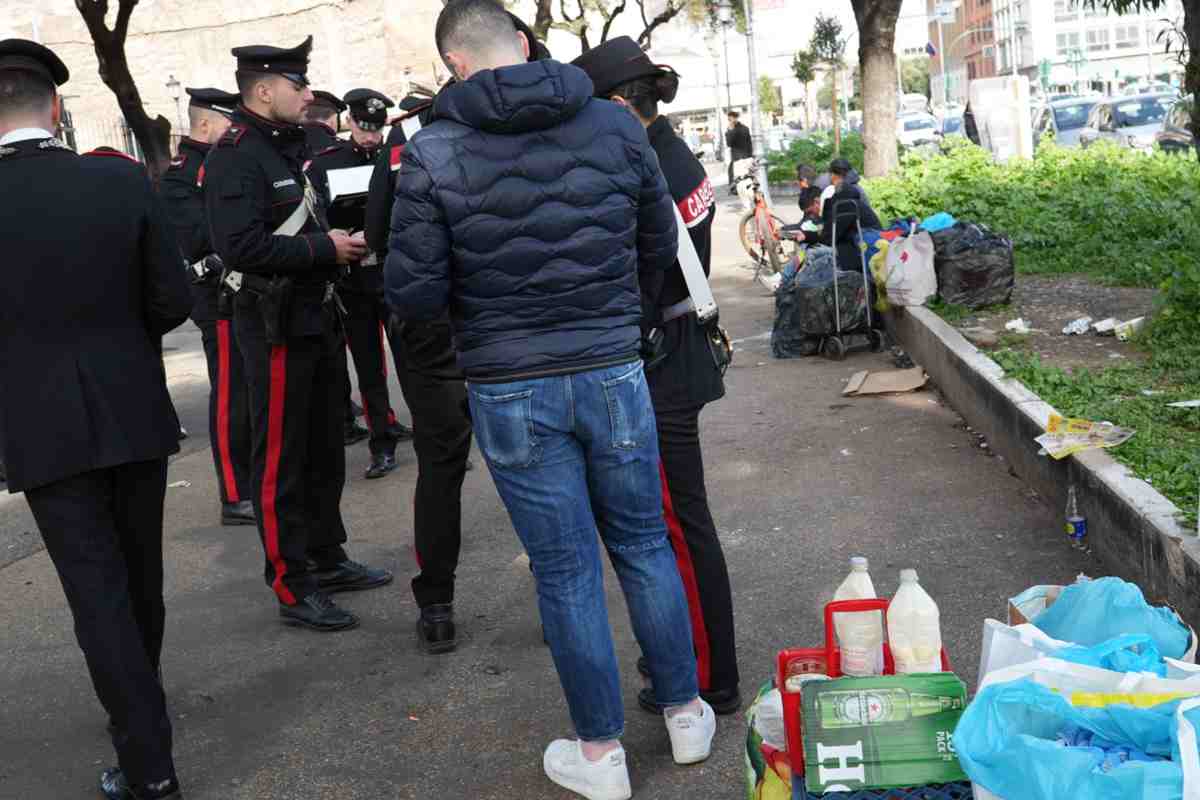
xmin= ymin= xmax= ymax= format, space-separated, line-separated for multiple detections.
xmin=776 ymin=599 xmax=952 ymax=780
xmin=801 ymin=673 xmax=968 ymax=794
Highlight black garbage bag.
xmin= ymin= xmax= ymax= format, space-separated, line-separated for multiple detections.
xmin=929 ymin=222 xmax=1015 ymax=309
xmin=771 ymin=246 xmax=869 ymax=358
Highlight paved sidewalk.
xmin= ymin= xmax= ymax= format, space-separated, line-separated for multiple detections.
xmin=0 ymin=198 xmax=1094 ymax=799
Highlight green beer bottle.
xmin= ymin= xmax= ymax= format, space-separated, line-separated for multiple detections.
xmin=817 ymin=689 xmax=964 ymax=728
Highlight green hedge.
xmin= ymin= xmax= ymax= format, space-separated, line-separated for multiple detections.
xmin=765 ymin=133 xmax=866 ymax=183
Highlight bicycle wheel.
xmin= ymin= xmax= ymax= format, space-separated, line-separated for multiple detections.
xmin=738 ymin=210 xmax=762 ymax=262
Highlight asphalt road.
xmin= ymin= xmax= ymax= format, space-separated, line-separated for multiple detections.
xmin=0 ymin=181 xmax=1096 ymax=799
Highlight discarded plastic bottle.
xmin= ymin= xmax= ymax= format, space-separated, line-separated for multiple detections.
xmin=833 ymin=557 xmax=884 ymax=676
xmin=1065 ymin=485 xmax=1087 ymax=543
xmin=888 ymin=570 xmax=943 ymax=674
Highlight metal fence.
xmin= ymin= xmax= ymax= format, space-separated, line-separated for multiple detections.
xmin=59 ymin=112 xmax=191 ymax=160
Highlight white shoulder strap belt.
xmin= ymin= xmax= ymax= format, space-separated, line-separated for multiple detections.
xmin=671 ymin=204 xmax=718 ymax=325
xmin=223 ymin=174 xmax=320 ymax=293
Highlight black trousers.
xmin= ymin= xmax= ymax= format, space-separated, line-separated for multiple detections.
xmin=342 ymin=289 xmax=398 ymax=455
xmin=197 ymin=317 xmax=252 ymax=504
xmin=25 ymin=459 xmax=175 ymax=785
xmin=235 ymin=297 xmax=348 ymax=604
xmin=656 ymin=404 xmax=739 ymax=694
xmin=390 ymin=319 xmax=472 ymax=608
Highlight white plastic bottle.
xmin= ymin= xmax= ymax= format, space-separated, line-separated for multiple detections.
xmin=888 ymin=569 xmax=943 ymax=674
xmin=833 ymin=556 xmax=884 ymax=676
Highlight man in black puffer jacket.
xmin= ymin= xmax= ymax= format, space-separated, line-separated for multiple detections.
xmin=386 ymin=1 xmax=717 ymax=796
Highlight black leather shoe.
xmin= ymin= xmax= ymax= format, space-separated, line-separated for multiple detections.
xmin=417 ymin=603 xmax=457 ymax=654
xmin=279 ymin=591 xmax=359 ymax=631
xmin=343 ymin=420 xmax=370 ymax=445
xmin=388 ymin=421 xmax=415 ymax=441
xmin=636 ymin=685 xmax=743 ymax=716
xmin=364 ymin=452 xmax=398 ymax=479
xmin=220 ymin=500 xmax=256 ymax=526
xmin=100 ymin=768 xmax=181 ymax=800
xmin=311 ymin=559 xmax=394 ymax=593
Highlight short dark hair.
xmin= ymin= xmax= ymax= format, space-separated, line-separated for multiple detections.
xmin=829 ymin=158 xmax=853 ymax=176
xmin=727 ymin=110 xmax=739 ymax=119
xmin=436 ymin=0 xmax=517 ymax=58
xmin=796 ymin=163 xmax=818 ymax=184
xmin=609 ymin=75 xmax=668 ymax=121
xmin=0 ymin=68 xmax=55 ymax=118
xmin=798 ymin=185 xmax=823 ymax=211
xmin=235 ymin=70 xmax=269 ymax=102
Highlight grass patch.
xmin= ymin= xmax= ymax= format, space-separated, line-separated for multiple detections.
xmin=927 ymin=298 xmax=1011 ymax=324
xmin=993 ymin=348 xmax=1200 ymax=529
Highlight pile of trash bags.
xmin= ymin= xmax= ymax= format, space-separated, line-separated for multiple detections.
xmin=771 ymin=246 xmax=869 ymax=359
xmin=928 ymin=222 xmax=1015 ymax=309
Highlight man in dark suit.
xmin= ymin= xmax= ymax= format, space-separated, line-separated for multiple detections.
xmin=725 ymin=110 xmax=753 ymax=194
xmin=0 ymin=39 xmax=192 ymax=800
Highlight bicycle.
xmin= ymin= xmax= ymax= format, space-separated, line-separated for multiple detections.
xmin=735 ymin=158 xmax=795 ymax=283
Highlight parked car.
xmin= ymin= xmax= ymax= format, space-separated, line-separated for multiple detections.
xmin=1155 ymin=95 xmax=1196 ymax=155
xmin=941 ymin=115 xmax=965 ymax=138
xmin=900 ymin=93 xmax=931 ymax=115
xmin=897 ymin=113 xmax=939 ymax=147
xmin=1032 ymin=97 xmax=1100 ymax=148
xmin=1079 ymin=93 xmax=1174 ymax=151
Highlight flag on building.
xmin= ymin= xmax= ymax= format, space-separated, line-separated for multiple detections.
xmin=925 ymin=42 xmax=937 ymax=57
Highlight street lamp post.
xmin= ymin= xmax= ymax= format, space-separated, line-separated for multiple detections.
xmin=704 ymin=30 xmax=726 ymax=163
xmin=718 ymin=2 xmax=733 ymax=109
xmin=165 ymin=74 xmax=183 ymax=134
xmin=717 ymin=0 xmax=770 ymax=205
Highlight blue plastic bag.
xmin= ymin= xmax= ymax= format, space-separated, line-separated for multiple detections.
xmin=1034 ymin=578 xmax=1192 ymax=662
xmin=1057 ymin=634 xmax=1168 ymax=677
xmin=920 ymin=212 xmax=957 ymax=233
xmin=955 ymin=679 xmax=1188 ymax=800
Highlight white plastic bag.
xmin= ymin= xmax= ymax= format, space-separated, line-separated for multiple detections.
xmin=978 ymin=619 xmax=1072 ymax=682
xmin=883 ymin=231 xmax=936 ymax=307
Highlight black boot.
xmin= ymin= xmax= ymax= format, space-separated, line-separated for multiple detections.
xmin=417 ymin=603 xmax=457 ymax=654
xmin=364 ymin=451 xmax=398 ymax=479
xmin=635 ymin=657 xmax=742 ymax=715
xmin=279 ymin=591 xmax=359 ymax=632
xmin=220 ymin=500 xmax=256 ymax=526
xmin=100 ymin=768 xmax=180 ymax=800
xmin=310 ymin=558 xmax=394 ymax=593
xmin=343 ymin=419 xmax=369 ymax=445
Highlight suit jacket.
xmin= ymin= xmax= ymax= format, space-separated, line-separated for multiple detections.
xmin=0 ymin=136 xmax=192 ymax=492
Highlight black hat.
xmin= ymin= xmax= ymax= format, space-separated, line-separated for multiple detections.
xmin=310 ymin=90 xmax=347 ymax=114
xmin=185 ymin=87 xmax=239 ymax=116
xmin=0 ymin=38 xmax=69 ymax=86
xmin=507 ymin=12 xmax=551 ymax=62
xmin=231 ymin=35 xmax=313 ymax=85
xmin=344 ymin=88 xmax=394 ymax=131
xmin=571 ymin=36 xmax=677 ymax=102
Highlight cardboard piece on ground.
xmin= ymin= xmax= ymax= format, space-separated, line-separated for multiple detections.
xmin=843 ymin=367 xmax=928 ymax=396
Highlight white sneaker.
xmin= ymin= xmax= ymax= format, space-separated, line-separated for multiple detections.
xmin=664 ymin=698 xmax=717 ymax=765
xmin=543 ymin=739 xmax=632 ymax=800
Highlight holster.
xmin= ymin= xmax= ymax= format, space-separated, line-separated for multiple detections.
xmin=241 ymin=274 xmax=293 ymax=346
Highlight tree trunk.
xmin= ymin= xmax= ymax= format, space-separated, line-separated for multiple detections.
xmin=1185 ymin=3 xmax=1199 ymax=162
xmin=802 ymin=84 xmax=811 ymax=129
xmin=831 ymin=69 xmax=841 ymax=155
xmin=534 ymin=0 xmax=554 ymax=40
xmin=851 ymin=0 xmax=903 ymax=177
xmin=75 ymin=0 xmax=172 ymax=181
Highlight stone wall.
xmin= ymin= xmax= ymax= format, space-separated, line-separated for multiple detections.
xmin=5 ymin=0 xmax=444 ymax=153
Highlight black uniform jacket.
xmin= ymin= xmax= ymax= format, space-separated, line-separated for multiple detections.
xmin=0 ymin=138 xmax=192 ymax=492
xmin=160 ymin=137 xmax=222 ymax=322
xmin=307 ymin=138 xmax=382 ymax=296
xmin=204 ymin=106 xmax=341 ymax=337
xmin=645 ymin=116 xmax=725 ymax=411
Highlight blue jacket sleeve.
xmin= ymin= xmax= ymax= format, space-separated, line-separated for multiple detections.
xmin=385 ymin=143 xmax=452 ymax=323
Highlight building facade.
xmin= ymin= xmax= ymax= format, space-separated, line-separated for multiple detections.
xmin=994 ymin=0 xmax=1185 ymax=94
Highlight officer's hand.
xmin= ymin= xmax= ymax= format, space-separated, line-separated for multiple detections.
xmin=329 ymin=229 xmax=369 ymax=265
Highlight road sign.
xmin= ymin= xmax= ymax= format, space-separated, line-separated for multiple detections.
xmin=933 ymin=1 xmax=957 ymax=24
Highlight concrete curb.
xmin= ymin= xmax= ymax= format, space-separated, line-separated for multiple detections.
xmin=886 ymin=305 xmax=1200 ymax=628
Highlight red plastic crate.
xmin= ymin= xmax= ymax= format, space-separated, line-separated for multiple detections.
xmin=776 ymin=599 xmax=952 ymax=777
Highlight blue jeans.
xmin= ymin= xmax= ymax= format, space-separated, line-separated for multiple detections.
xmin=468 ymin=361 xmax=699 ymax=741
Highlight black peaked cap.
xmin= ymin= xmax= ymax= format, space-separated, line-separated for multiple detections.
xmin=344 ymin=88 xmax=394 ymax=130
xmin=0 ymin=38 xmax=69 ymax=86
xmin=310 ymin=90 xmax=348 ymax=113
xmin=185 ymin=87 xmax=240 ymax=115
xmin=571 ymin=35 xmax=678 ymax=101
xmin=232 ymin=35 xmax=313 ymax=78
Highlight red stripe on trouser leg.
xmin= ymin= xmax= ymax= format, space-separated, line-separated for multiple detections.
xmin=660 ymin=461 xmax=711 ymax=690
xmin=263 ymin=345 xmax=296 ymax=605
xmin=215 ymin=320 xmax=239 ymax=502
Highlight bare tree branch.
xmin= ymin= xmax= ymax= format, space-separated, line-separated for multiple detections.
xmin=113 ymin=0 xmax=138 ymax=44
xmin=635 ymin=0 xmax=686 ymax=47
xmin=599 ymin=0 xmax=628 ymax=44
